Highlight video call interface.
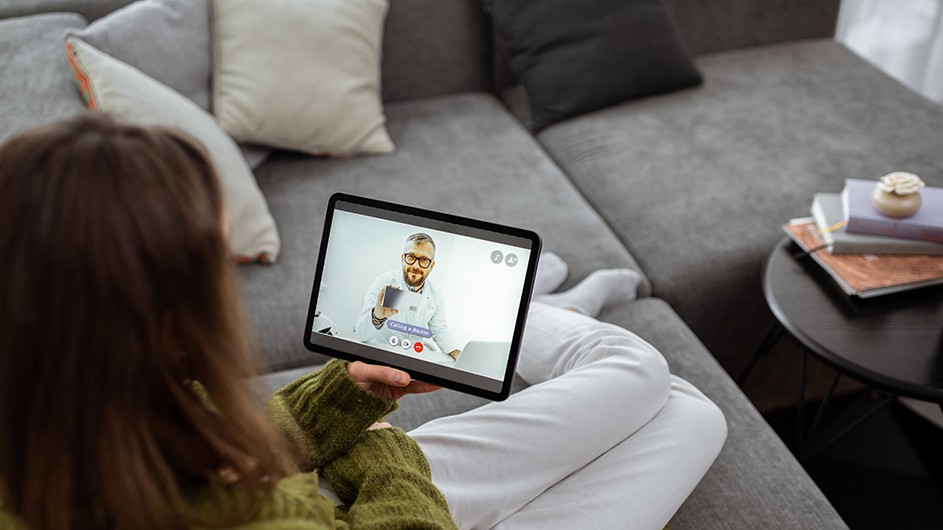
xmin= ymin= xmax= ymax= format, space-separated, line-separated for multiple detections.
xmin=309 ymin=202 xmax=533 ymax=391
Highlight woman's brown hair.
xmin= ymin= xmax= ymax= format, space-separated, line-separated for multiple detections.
xmin=0 ymin=113 xmax=292 ymax=529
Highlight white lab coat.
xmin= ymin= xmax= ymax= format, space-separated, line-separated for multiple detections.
xmin=355 ymin=269 xmax=460 ymax=354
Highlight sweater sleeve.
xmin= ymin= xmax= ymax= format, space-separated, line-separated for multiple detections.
xmin=322 ymin=428 xmax=457 ymax=530
xmin=267 ymin=359 xmax=398 ymax=470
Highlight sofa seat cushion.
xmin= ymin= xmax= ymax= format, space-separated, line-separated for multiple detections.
xmin=535 ymin=39 xmax=943 ymax=375
xmin=239 ymin=92 xmax=649 ymax=372
xmin=0 ymin=13 xmax=88 ymax=143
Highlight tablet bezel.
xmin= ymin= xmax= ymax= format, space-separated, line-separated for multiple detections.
xmin=302 ymin=193 xmax=541 ymax=401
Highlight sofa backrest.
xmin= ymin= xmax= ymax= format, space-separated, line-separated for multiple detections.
xmin=0 ymin=0 xmax=493 ymax=105
xmin=663 ymin=0 xmax=842 ymax=56
xmin=0 ymin=0 xmax=133 ymax=22
xmin=380 ymin=0 xmax=492 ymax=103
xmin=1 ymin=0 xmax=841 ymax=103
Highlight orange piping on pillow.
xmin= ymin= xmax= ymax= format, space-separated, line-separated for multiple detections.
xmin=65 ymin=40 xmax=97 ymax=109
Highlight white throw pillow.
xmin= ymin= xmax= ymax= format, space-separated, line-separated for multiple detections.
xmin=66 ymin=37 xmax=281 ymax=264
xmin=210 ymin=0 xmax=394 ymax=156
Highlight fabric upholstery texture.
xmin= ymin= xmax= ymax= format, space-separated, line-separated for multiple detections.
xmin=65 ymin=0 xmax=272 ymax=169
xmin=487 ymin=0 xmax=702 ymax=131
xmin=380 ymin=0 xmax=491 ymax=104
xmin=0 ymin=0 xmax=134 ymax=22
xmin=238 ymin=93 xmax=649 ymax=372
xmin=0 ymin=14 xmax=88 ymax=143
xmin=66 ymin=38 xmax=281 ymax=263
xmin=69 ymin=0 xmax=212 ymax=110
xmin=211 ymin=0 xmax=393 ymax=156
xmin=536 ymin=40 xmax=943 ymax=376
xmin=662 ymin=0 xmax=842 ymax=56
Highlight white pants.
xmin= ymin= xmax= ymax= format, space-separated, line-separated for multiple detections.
xmin=409 ymin=303 xmax=728 ymax=530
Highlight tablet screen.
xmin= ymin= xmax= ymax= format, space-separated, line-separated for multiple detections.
xmin=304 ymin=194 xmax=540 ymax=400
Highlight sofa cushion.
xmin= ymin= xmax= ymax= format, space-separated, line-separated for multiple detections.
xmin=239 ymin=92 xmax=650 ymax=372
xmin=65 ymin=37 xmax=281 ymax=264
xmin=70 ymin=0 xmax=211 ymax=110
xmin=210 ymin=0 xmax=393 ymax=156
xmin=487 ymin=0 xmax=702 ymax=131
xmin=72 ymin=0 xmax=271 ymax=169
xmin=662 ymin=0 xmax=842 ymax=56
xmin=380 ymin=0 xmax=491 ymax=104
xmin=0 ymin=13 xmax=88 ymax=143
xmin=0 ymin=0 xmax=133 ymax=22
xmin=535 ymin=40 xmax=943 ymax=377
xmin=67 ymin=0 xmax=270 ymax=168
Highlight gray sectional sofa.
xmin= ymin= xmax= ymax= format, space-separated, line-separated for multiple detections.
xmin=10 ymin=0 xmax=942 ymax=527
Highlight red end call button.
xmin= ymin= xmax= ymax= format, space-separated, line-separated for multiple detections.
xmin=413 ymin=341 xmax=424 ymax=353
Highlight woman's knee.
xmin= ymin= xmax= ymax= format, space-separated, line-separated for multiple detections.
xmin=587 ymin=326 xmax=670 ymax=380
xmin=672 ymin=379 xmax=728 ymax=455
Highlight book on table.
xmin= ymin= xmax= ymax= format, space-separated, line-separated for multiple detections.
xmin=811 ymin=193 xmax=943 ymax=256
xmin=841 ymin=178 xmax=943 ymax=242
xmin=783 ymin=218 xmax=943 ymax=298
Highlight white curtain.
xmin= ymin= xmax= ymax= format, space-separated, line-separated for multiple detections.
xmin=836 ymin=0 xmax=943 ymax=104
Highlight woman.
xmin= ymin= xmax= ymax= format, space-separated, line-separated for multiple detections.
xmin=0 ymin=114 xmax=725 ymax=529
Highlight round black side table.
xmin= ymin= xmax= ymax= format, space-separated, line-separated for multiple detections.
xmin=747 ymin=238 xmax=943 ymax=458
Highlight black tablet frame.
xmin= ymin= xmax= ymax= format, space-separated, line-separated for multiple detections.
xmin=302 ymin=193 xmax=541 ymax=401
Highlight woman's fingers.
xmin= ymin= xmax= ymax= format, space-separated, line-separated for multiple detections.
xmin=348 ymin=361 xmax=410 ymax=387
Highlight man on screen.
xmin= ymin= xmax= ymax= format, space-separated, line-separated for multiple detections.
xmin=356 ymin=233 xmax=462 ymax=359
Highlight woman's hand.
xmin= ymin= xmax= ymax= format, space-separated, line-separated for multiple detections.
xmin=346 ymin=361 xmax=441 ymax=401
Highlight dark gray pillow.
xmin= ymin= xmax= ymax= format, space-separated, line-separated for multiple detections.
xmin=486 ymin=0 xmax=703 ymax=131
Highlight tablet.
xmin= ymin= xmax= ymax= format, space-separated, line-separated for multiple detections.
xmin=303 ymin=193 xmax=541 ymax=401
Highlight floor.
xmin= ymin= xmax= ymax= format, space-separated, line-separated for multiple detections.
xmin=763 ymin=390 xmax=943 ymax=529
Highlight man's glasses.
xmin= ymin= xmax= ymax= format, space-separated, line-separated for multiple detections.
xmin=403 ymin=253 xmax=433 ymax=269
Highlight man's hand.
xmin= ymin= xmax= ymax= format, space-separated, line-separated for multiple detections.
xmin=346 ymin=361 xmax=441 ymax=401
xmin=374 ymin=285 xmax=399 ymax=320
xmin=448 ymin=350 xmax=461 ymax=360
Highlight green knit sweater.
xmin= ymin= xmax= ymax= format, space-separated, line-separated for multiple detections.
xmin=0 ymin=359 xmax=458 ymax=529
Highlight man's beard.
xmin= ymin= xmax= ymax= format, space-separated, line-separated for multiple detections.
xmin=403 ymin=268 xmax=426 ymax=288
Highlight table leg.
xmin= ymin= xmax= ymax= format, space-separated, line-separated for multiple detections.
xmin=796 ymin=347 xmax=807 ymax=456
xmin=803 ymin=393 xmax=897 ymax=461
xmin=809 ymin=371 xmax=841 ymax=438
xmin=737 ymin=323 xmax=785 ymax=386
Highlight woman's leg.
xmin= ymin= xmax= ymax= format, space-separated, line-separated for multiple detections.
xmin=409 ymin=302 xmax=674 ymax=529
xmin=493 ymin=375 xmax=727 ymax=530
